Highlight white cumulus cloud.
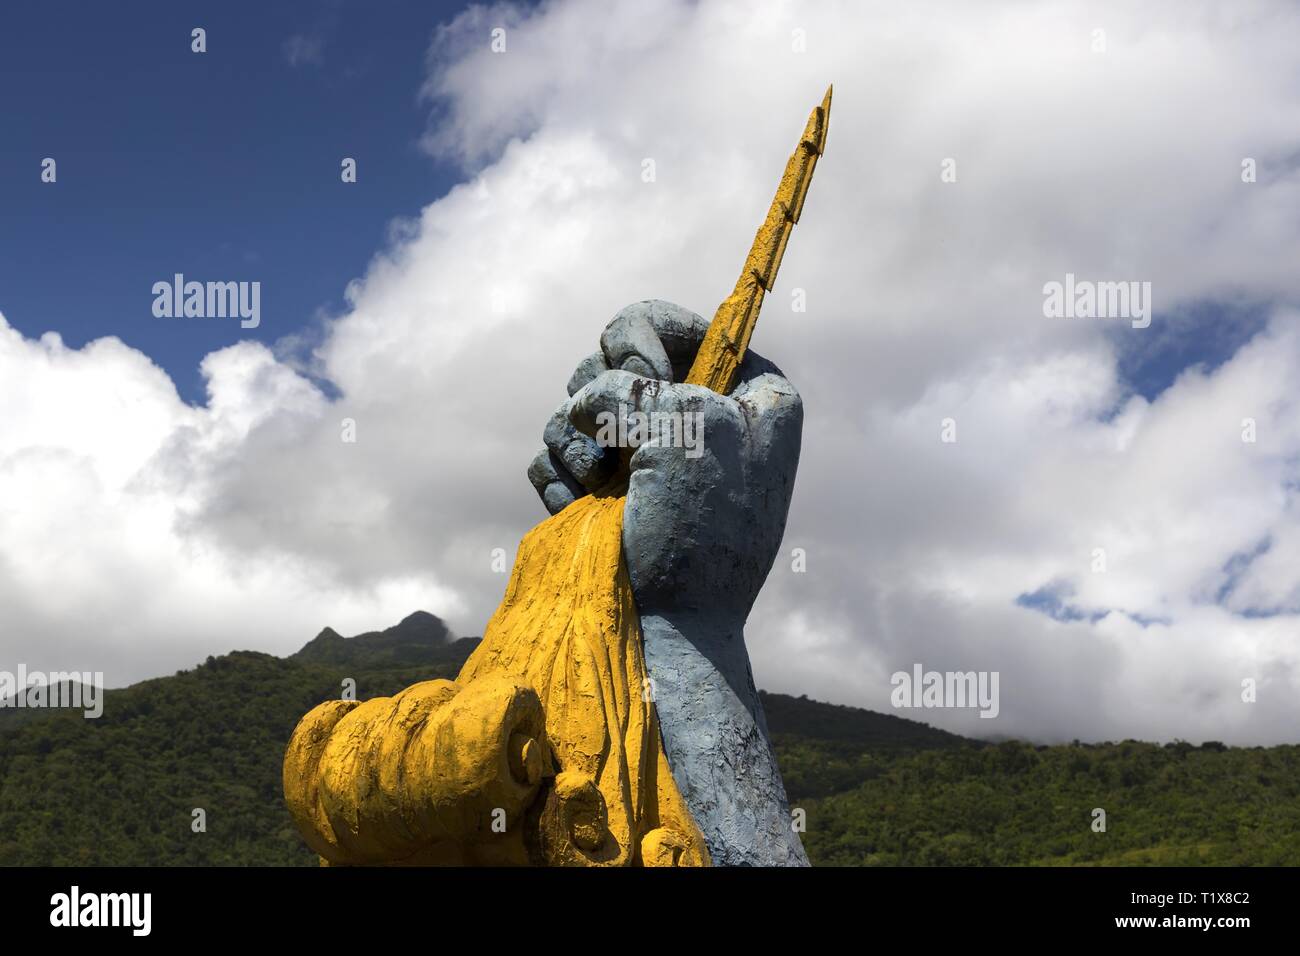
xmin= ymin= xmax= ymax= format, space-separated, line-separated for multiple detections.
xmin=3 ymin=0 xmax=1300 ymax=743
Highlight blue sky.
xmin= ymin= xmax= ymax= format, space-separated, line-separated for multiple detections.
xmin=1112 ymin=300 xmax=1271 ymax=403
xmin=0 ymin=1 xmax=1262 ymax=408
xmin=0 ymin=0 xmax=483 ymax=403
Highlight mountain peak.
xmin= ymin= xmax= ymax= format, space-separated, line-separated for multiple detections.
xmin=291 ymin=611 xmax=458 ymax=667
xmin=396 ymin=610 xmax=441 ymax=632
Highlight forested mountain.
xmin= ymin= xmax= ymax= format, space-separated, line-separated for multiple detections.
xmin=2 ymin=613 xmax=1294 ymax=866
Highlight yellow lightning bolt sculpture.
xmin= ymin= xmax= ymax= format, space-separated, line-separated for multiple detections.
xmin=283 ymin=86 xmax=832 ymax=866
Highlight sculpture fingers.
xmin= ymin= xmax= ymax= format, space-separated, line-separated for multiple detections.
xmin=622 ymin=300 xmax=711 ymax=383
xmin=733 ymin=371 xmax=803 ymax=481
xmin=543 ymin=397 xmax=615 ymax=490
xmin=568 ymin=369 xmax=699 ymax=443
xmin=527 ymin=449 xmax=583 ymax=515
xmin=599 ymin=303 xmax=674 ymax=380
xmin=733 ymin=370 xmax=803 ymax=425
xmin=566 ymin=351 xmax=609 ymax=397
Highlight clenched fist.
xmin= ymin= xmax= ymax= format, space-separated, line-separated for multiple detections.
xmin=526 ymin=299 xmax=809 ymax=866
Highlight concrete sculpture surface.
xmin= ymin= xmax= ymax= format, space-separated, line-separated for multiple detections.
xmin=284 ymin=87 xmax=831 ymax=866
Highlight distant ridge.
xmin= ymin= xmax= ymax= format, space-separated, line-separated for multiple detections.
xmin=760 ymin=691 xmax=973 ymax=752
xmin=291 ymin=610 xmax=478 ymax=668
